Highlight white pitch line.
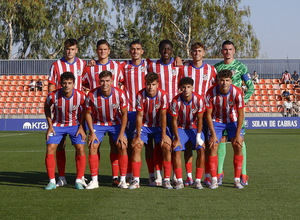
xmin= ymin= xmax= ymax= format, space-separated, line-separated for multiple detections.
xmin=0 ymin=133 xmax=30 ymax=138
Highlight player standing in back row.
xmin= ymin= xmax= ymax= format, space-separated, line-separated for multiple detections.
xmin=48 ymin=39 xmax=86 ymax=187
xmin=214 ymin=40 xmax=254 ymax=186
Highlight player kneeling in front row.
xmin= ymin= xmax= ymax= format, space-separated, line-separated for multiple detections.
xmin=44 ymin=72 xmax=87 ymax=190
xmin=129 ymin=72 xmax=172 ymax=189
xmin=171 ymin=77 xmax=206 ymax=189
xmin=84 ymin=70 xmax=128 ymax=189
xmin=205 ymin=69 xmax=245 ymax=189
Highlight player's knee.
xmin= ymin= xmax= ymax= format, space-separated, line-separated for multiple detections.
xmin=161 ymin=143 xmax=171 ymax=152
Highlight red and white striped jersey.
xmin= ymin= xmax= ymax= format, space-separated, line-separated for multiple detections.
xmin=205 ymin=84 xmax=244 ymax=123
xmin=147 ymin=58 xmax=179 ymax=103
xmin=179 ymin=62 xmax=217 ymax=96
xmin=170 ymin=93 xmax=205 ymax=129
xmin=85 ymin=87 xmax=127 ymax=126
xmin=46 ymin=89 xmax=86 ymax=127
xmin=121 ymin=60 xmax=148 ymax=112
xmin=82 ymin=59 xmax=124 ymax=90
xmin=49 ymin=57 xmax=86 ymax=91
xmin=136 ymin=88 xmax=169 ymax=127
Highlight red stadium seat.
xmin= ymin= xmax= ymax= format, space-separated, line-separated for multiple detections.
xmin=0 ymin=75 xmax=7 ymax=80
xmin=33 ymin=97 xmax=41 ymax=103
xmin=249 ymin=95 xmax=255 ymax=101
xmin=289 ymin=95 xmax=295 ymax=101
xmin=11 ymin=103 xmax=19 ymax=108
xmin=254 ymin=90 xmax=261 ymax=95
xmin=250 ymin=107 xmax=256 ymax=113
xmin=255 ymin=96 xmax=262 ymax=101
xmin=27 ymin=97 xmax=34 ymax=102
xmin=44 ymin=80 xmax=49 ymax=86
xmin=32 ymin=103 xmax=39 ymax=108
xmin=6 ymin=97 xmax=13 ymax=103
xmin=20 ymin=97 xmax=27 ymax=102
xmin=3 ymin=109 xmax=9 ymax=114
xmin=280 ymin=84 xmax=286 ymax=90
xmin=41 ymin=97 xmax=46 ymax=102
xmin=260 ymin=85 xmax=267 ymax=90
xmin=24 ymin=109 xmax=31 ymax=114
xmin=289 ymin=90 xmax=295 ymax=95
xmin=271 ymin=107 xmax=278 ymax=113
xmin=19 ymin=103 xmax=26 ymax=108
xmin=25 ymin=103 xmax=32 ymax=108
xmin=262 ymin=95 xmax=269 ymax=101
xmin=287 ymin=84 xmax=294 ymax=90
xmin=11 ymin=81 xmax=18 ymax=86
xmin=247 ymin=100 xmax=255 ymax=106
xmin=38 ymin=102 xmax=44 ymax=108
xmin=277 ymin=101 xmax=283 ymax=106
xmin=42 ymin=91 xmax=48 ymax=97
xmin=263 ymin=101 xmax=270 ymax=106
xmin=256 ymin=107 xmax=263 ymax=113
xmin=4 ymin=103 xmax=12 ymax=108
xmin=261 ymin=90 xmax=268 ymax=95
xmin=265 ymin=79 xmax=272 ymax=84
xmin=263 ymin=107 xmax=270 ymax=112
xmin=21 ymin=91 xmax=28 ymax=97
xmin=274 ymin=90 xmax=281 ymax=96
xmin=12 ymin=75 xmax=19 ymax=80
xmin=31 ymin=108 xmax=37 ymax=114
xmin=8 ymin=92 xmax=15 ymax=97
xmin=9 ymin=86 xmax=16 ymax=91
xmin=1 ymin=91 xmax=8 ymax=97
xmin=259 ymin=79 xmax=265 ymax=84
xmin=272 ymin=79 xmax=279 ymax=84
xmin=0 ymin=81 xmax=4 ymax=86
xmin=266 ymin=84 xmax=273 ymax=90
xmin=267 ymin=90 xmax=274 ymax=95
xmin=5 ymin=81 xmax=12 ymax=86
xmin=256 ymin=101 xmax=263 ymax=106
xmin=38 ymin=108 xmax=45 ymax=114
xmin=7 ymin=75 xmax=13 ymax=80
xmin=15 ymin=91 xmax=22 ymax=97
xmin=40 ymin=75 xmax=46 ymax=80
xmin=10 ymin=109 xmax=17 ymax=114
xmin=26 ymin=75 xmax=33 ymax=80
xmin=254 ymin=84 xmax=260 ymax=90
xmin=36 ymin=91 xmax=42 ymax=97
xmin=3 ymin=86 xmax=10 ymax=91
xmin=24 ymin=80 xmax=31 ymax=86
xmin=32 ymin=75 xmax=40 ymax=80
xmin=244 ymin=107 xmax=250 ymax=113
xmin=13 ymin=97 xmax=20 ymax=103
xmin=17 ymin=109 xmax=24 ymax=114
xmin=28 ymin=91 xmax=35 ymax=97
xmin=0 ymin=102 xmax=4 ymax=108
xmin=0 ymin=97 xmax=5 ymax=102
xmin=20 ymin=75 xmax=26 ymax=80
xmin=270 ymin=101 xmax=277 ymax=106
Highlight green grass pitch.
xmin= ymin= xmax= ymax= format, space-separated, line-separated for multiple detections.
xmin=0 ymin=129 xmax=299 ymax=219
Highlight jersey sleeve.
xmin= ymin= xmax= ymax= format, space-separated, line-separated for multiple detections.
xmin=84 ymin=93 xmax=93 ymax=111
xmin=169 ymin=99 xmax=178 ymax=117
xmin=205 ymin=90 xmax=213 ymax=109
xmin=118 ymin=62 xmax=125 ymax=84
xmin=197 ymin=96 xmax=205 ymax=113
xmin=48 ymin=64 xmax=57 ymax=85
xmin=136 ymin=92 xmax=143 ymax=112
xmin=119 ymin=90 xmax=128 ymax=110
xmin=240 ymin=65 xmax=254 ymax=104
xmin=161 ymin=92 xmax=169 ymax=110
xmin=235 ymin=89 xmax=245 ymax=110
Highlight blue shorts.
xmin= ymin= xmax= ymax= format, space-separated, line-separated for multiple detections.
xmin=209 ymin=122 xmax=244 ymax=142
xmin=137 ymin=126 xmax=171 ymax=145
xmin=126 ymin=111 xmax=137 ymax=139
xmin=173 ymin=128 xmax=205 ymax=152
xmin=93 ymin=124 xmax=127 ymax=144
xmin=47 ymin=125 xmax=85 ymax=145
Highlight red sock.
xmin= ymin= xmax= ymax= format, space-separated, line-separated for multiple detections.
xmin=76 ymin=155 xmax=86 ymax=179
xmin=196 ymin=168 xmax=204 ymax=180
xmin=146 ymin=158 xmax=154 ymax=173
xmin=110 ymin=153 xmax=119 ymax=177
xmin=234 ymin=155 xmax=243 ymax=178
xmin=127 ymin=159 xmax=132 ymax=174
xmin=89 ymin=154 xmax=99 ymax=177
xmin=209 ymin=156 xmax=218 ymax=178
xmin=163 ymin=160 xmax=172 ymax=179
xmin=132 ymin=161 xmax=142 ymax=178
xmin=56 ymin=150 xmax=66 ymax=177
xmin=205 ymin=161 xmax=210 ymax=175
xmin=118 ymin=154 xmax=128 ymax=177
xmin=45 ymin=154 xmax=56 ymax=179
xmin=174 ymin=168 xmax=182 ymax=179
xmin=185 ymin=162 xmax=192 ymax=174
xmin=154 ymin=144 xmax=163 ymax=171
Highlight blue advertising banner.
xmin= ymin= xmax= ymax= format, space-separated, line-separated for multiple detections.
xmin=0 ymin=117 xmax=299 ymax=131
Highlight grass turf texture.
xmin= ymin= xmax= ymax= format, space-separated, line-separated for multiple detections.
xmin=0 ymin=130 xmax=299 ymax=219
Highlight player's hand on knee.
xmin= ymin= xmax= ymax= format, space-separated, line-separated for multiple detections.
xmin=161 ymin=135 xmax=171 ymax=147
xmin=46 ymin=126 xmax=55 ymax=141
xmin=88 ymin=133 xmax=99 ymax=148
xmin=209 ymin=135 xmax=219 ymax=150
xmin=76 ymin=126 xmax=86 ymax=142
xmin=117 ymin=134 xmax=127 ymax=150
xmin=172 ymin=138 xmax=181 ymax=151
xmin=132 ymin=137 xmax=143 ymax=148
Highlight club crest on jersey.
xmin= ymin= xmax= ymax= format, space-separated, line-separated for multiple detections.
xmin=155 ymin=104 xmax=161 ymax=109
xmin=77 ymin=69 xmax=82 ymax=76
xmin=192 ymin=108 xmax=198 ymax=113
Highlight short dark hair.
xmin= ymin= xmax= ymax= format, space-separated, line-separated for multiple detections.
xmin=179 ymin=77 xmax=194 ymax=87
xmin=64 ymin=39 xmax=78 ymax=48
xmin=159 ymin=39 xmax=173 ymax=50
xmin=145 ymin=72 xmax=159 ymax=84
xmin=96 ymin=39 xmax=110 ymax=49
xmin=217 ymin=69 xmax=232 ymax=80
xmin=129 ymin=40 xmax=142 ymax=49
xmin=61 ymin=71 xmax=75 ymax=83
xmin=222 ymin=40 xmax=235 ymax=48
xmin=99 ymin=70 xmax=112 ymax=79
xmin=191 ymin=42 xmax=205 ymax=51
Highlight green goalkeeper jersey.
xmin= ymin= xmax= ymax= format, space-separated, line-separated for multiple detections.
xmin=214 ymin=59 xmax=254 ymax=104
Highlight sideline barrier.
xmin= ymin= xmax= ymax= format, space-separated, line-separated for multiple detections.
xmin=0 ymin=117 xmax=299 ymax=131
